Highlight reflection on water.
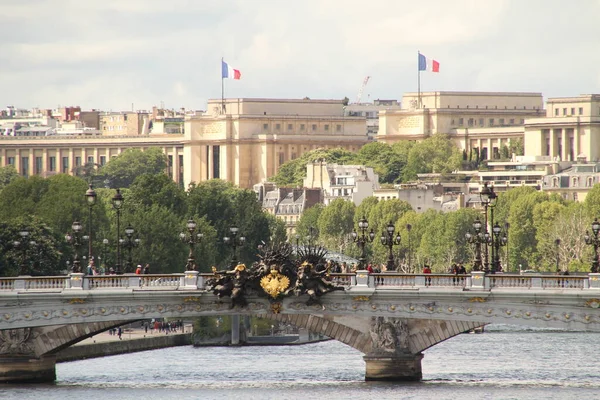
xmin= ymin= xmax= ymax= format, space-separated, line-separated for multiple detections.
xmin=1 ymin=325 xmax=599 ymax=400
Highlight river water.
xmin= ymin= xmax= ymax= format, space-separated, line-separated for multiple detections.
xmin=2 ymin=325 xmax=599 ymax=400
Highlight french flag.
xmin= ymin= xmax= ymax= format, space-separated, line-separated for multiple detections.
xmin=418 ymin=53 xmax=440 ymax=73
xmin=222 ymin=59 xmax=241 ymax=80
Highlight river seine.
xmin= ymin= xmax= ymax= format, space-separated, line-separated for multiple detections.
xmin=1 ymin=325 xmax=599 ymax=400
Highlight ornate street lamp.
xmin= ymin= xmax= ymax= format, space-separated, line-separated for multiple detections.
xmin=466 ymin=218 xmax=489 ymax=272
xmin=585 ymin=218 xmax=600 ymax=273
xmin=85 ymin=184 xmax=97 ymax=262
xmin=102 ymin=238 xmax=109 ymax=273
xmin=554 ymin=238 xmax=561 ymax=273
xmin=111 ymin=188 xmax=124 ymax=274
xmin=351 ymin=216 xmax=375 ymax=269
xmin=406 ymin=223 xmax=413 ymax=272
xmin=504 ymin=221 xmax=510 ymax=272
xmin=380 ymin=221 xmax=401 ymax=271
xmin=479 ymin=182 xmax=497 ymax=272
xmin=223 ymin=226 xmax=246 ymax=267
xmin=65 ymin=220 xmax=86 ymax=273
xmin=491 ymin=222 xmax=507 ymax=273
xmin=13 ymin=228 xmax=36 ymax=275
xmin=180 ymin=218 xmax=203 ymax=271
xmin=120 ymin=223 xmax=140 ymax=273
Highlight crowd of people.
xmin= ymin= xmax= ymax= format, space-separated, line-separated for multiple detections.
xmin=83 ymin=258 xmax=151 ymax=276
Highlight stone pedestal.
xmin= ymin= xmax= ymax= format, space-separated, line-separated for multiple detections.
xmin=0 ymin=355 xmax=56 ymax=383
xmin=181 ymin=270 xmax=199 ymax=289
xmin=230 ymin=314 xmax=240 ymax=345
xmin=363 ymin=352 xmax=423 ymax=381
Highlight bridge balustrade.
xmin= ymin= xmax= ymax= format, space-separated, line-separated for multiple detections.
xmin=373 ymin=274 xmax=468 ymax=288
xmin=542 ymin=276 xmax=586 ymax=289
xmin=139 ymin=274 xmax=182 ymax=288
xmin=25 ymin=276 xmax=68 ymax=290
xmin=0 ymin=278 xmax=15 ymax=290
xmin=89 ymin=275 xmax=131 ymax=289
xmin=329 ymin=273 xmax=354 ymax=287
xmin=490 ymin=275 xmax=532 ymax=288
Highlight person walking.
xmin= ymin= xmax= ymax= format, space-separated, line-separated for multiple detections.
xmin=135 ymin=264 xmax=142 ymax=274
xmin=143 ymin=263 xmax=150 ymax=274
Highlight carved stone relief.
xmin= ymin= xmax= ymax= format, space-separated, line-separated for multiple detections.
xmin=369 ymin=316 xmax=410 ymax=355
xmin=0 ymin=328 xmax=35 ymax=355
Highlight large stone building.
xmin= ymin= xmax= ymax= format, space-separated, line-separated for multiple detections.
xmin=378 ymin=91 xmax=545 ymax=160
xmin=183 ymin=98 xmax=368 ymax=188
xmin=0 ymin=98 xmax=368 ymax=188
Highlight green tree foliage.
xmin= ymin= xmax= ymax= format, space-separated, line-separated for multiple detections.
xmin=355 ymin=142 xmax=405 ymax=183
xmin=295 ymin=204 xmax=324 ymax=242
xmin=99 ymin=147 xmax=167 ymax=188
xmin=584 ymin=183 xmax=600 ymax=218
xmin=317 ymin=198 xmax=355 ymax=253
xmin=128 ymin=173 xmax=187 ymax=217
xmin=403 ymin=134 xmax=463 ymax=181
xmin=270 ymin=148 xmax=356 ymax=186
xmin=0 ymin=165 xmax=18 ymax=192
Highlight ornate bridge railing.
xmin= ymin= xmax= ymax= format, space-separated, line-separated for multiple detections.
xmin=0 ymin=271 xmax=597 ymax=292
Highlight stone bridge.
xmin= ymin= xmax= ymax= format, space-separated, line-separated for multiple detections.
xmin=1 ymin=270 xmax=600 ymax=383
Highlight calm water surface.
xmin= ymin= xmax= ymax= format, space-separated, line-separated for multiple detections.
xmin=1 ymin=326 xmax=599 ymax=400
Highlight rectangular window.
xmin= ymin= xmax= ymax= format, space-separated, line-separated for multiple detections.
xmin=300 ymin=124 xmax=305 ymax=130
xmin=479 ymin=118 xmax=484 ymax=126
xmin=571 ymin=108 xmax=575 ymax=115
xmin=291 ymin=152 xmax=297 ymax=160
xmin=87 ymin=156 xmax=94 ymax=164
xmin=275 ymin=123 xmax=281 ymax=130
xmin=7 ymin=157 xmax=14 ymax=166
xmin=178 ymin=155 xmax=184 ymax=186
xmin=563 ymin=108 xmax=567 ymax=116
xmin=458 ymin=118 xmax=464 ymax=126
xmin=278 ymin=152 xmax=285 ymax=166
xmin=499 ymin=118 xmax=505 ymax=125
xmin=75 ymin=156 xmax=81 ymax=167
xmin=49 ymin=156 xmax=56 ymax=172
xmin=509 ymin=118 xmax=515 ymax=124
xmin=520 ymin=119 xmax=524 ymax=124
xmin=555 ymin=108 xmax=559 ymax=116
xmin=312 ymin=124 xmax=317 ymax=131
xmin=263 ymin=124 xmax=268 ymax=131
xmin=579 ymin=107 xmax=583 ymax=115
xmin=100 ymin=156 xmax=106 ymax=166
xmin=287 ymin=124 xmax=293 ymax=131
xmin=489 ymin=118 xmax=495 ymax=126
xmin=21 ymin=157 xmax=29 ymax=177
xmin=324 ymin=124 xmax=329 ymax=131
xmin=468 ymin=118 xmax=474 ymax=127
xmin=35 ymin=157 xmax=42 ymax=175
xmin=336 ymin=124 xmax=342 ymax=132
xmin=168 ymin=155 xmax=173 ymax=178
xmin=62 ymin=157 xmax=69 ymax=173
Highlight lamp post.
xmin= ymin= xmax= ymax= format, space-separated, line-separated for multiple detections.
xmin=121 ymin=223 xmax=140 ymax=273
xmin=85 ymin=184 xmax=97 ymax=262
xmin=180 ymin=218 xmax=203 ymax=271
xmin=406 ymin=223 xmax=412 ymax=272
xmin=65 ymin=220 xmax=85 ymax=273
xmin=479 ymin=182 xmax=497 ymax=273
xmin=491 ymin=222 xmax=507 ymax=273
xmin=223 ymin=226 xmax=246 ymax=267
xmin=466 ymin=218 xmax=488 ymax=272
xmin=351 ymin=216 xmax=375 ymax=269
xmin=102 ymin=238 xmax=109 ymax=273
xmin=380 ymin=221 xmax=401 ymax=271
xmin=111 ymin=188 xmax=124 ymax=274
xmin=504 ymin=221 xmax=510 ymax=272
xmin=585 ymin=218 xmax=600 ymax=273
xmin=554 ymin=238 xmax=561 ymax=273
xmin=306 ymin=226 xmax=316 ymax=248
xmin=13 ymin=228 xmax=35 ymax=275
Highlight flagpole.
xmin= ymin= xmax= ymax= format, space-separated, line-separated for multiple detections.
xmin=221 ymin=57 xmax=225 ymax=114
xmin=417 ymin=51 xmax=421 ymax=109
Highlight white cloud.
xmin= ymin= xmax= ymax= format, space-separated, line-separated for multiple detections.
xmin=1 ymin=0 xmax=600 ymax=110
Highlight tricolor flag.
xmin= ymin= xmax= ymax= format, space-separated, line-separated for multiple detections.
xmin=418 ymin=53 xmax=440 ymax=73
xmin=222 ymin=60 xmax=241 ymax=80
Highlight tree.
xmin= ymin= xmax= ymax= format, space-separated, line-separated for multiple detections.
xmin=402 ymin=134 xmax=463 ymax=181
xmin=317 ymin=199 xmax=355 ymax=254
xmin=99 ymin=147 xmax=167 ymax=188
xmin=128 ymin=173 xmax=187 ymax=217
xmin=296 ymin=204 xmax=324 ymax=242
xmin=355 ymin=142 xmax=405 ymax=183
xmin=0 ymin=165 xmax=18 ymax=192
xmin=584 ymin=183 xmax=600 ymax=219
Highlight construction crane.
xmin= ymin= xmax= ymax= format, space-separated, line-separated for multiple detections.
xmin=355 ymin=76 xmax=371 ymax=104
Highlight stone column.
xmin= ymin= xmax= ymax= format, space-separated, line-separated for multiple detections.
xmin=363 ymin=317 xmax=423 ymax=381
xmin=231 ymin=314 xmax=240 ymax=345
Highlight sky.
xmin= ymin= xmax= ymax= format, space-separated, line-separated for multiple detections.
xmin=2 ymin=0 xmax=600 ymax=112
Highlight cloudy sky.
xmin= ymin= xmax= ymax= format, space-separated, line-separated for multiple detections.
xmin=2 ymin=0 xmax=600 ymax=111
